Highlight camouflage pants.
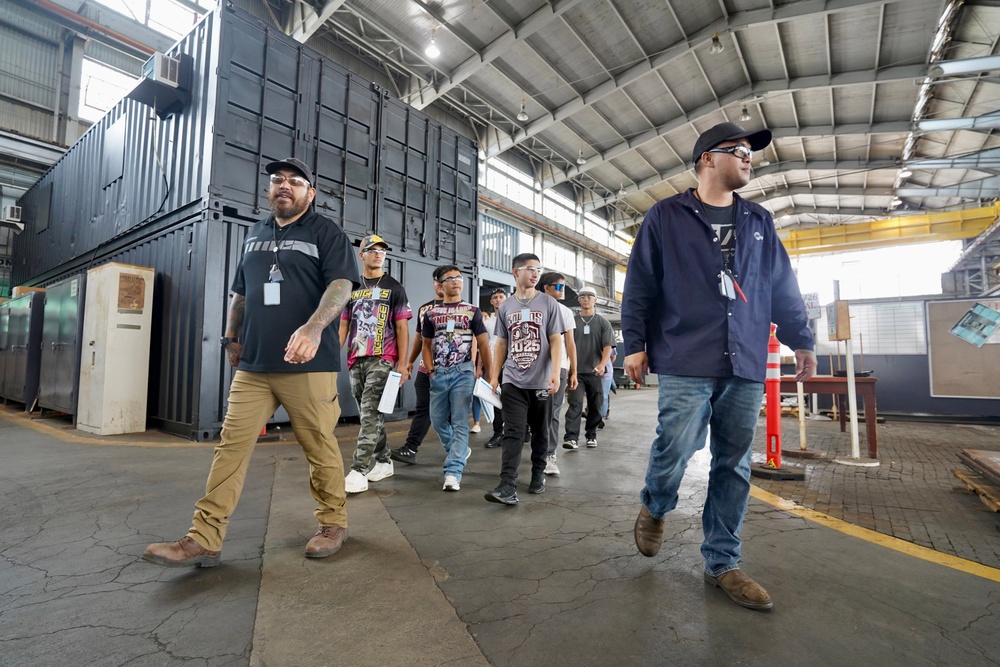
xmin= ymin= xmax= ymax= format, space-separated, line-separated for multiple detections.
xmin=349 ymin=356 xmax=394 ymax=473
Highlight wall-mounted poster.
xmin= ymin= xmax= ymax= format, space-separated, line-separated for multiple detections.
xmin=949 ymin=303 xmax=1000 ymax=348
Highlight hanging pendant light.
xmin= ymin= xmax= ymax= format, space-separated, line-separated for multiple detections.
xmin=617 ymin=183 xmax=627 ymax=198
xmin=708 ymin=32 xmax=724 ymax=55
xmin=425 ymin=29 xmax=440 ymax=59
xmin=516 ymin=98 xmax=529 ymax=122
xmin=577 ymin=148 xmax=587 ymax=165
xmin=739 ymin=106 xmax=752 ymax=122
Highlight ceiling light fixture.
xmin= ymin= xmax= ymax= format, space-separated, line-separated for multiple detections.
xmin=516 ymin=98 xmax=529 ymax=122
xmin=617 ymin=183 xmax=627 ymax=198
xmin=577 ymin=148 xmax=587 ymax=165
xmin=739 ymin=106 xmax=752 ymax=122
xmin=708 ymin=33 xmax=724 ymax=55
xmin=898 ymin=169 xmax=912 ymax=178
xmin=759 ymin=159 xmax=770 ymax=166
xmin=425 ymin=29 xmax=440 ymax=59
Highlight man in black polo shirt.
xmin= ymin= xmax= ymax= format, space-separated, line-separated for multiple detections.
xmin=143 ymin=157 xmax=360 ymax=567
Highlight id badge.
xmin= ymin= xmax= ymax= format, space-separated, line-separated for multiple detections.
xmin=371 ymin=287 xmax=382 ymax=300
xmin=719 ymin=271 xmax=736 ymax=300
xmin=583 ymin=325 xmax=591 ymax=335
xmin=446 ymin=319 xmax=456 ymax=332
xmin=521 ymin=307 xmax=531 ymax=322
xmin=264 ymin=281 xmax=281 ymax=306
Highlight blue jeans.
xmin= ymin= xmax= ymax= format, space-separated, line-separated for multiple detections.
xmin=429 ymin=362 xmax=475 ymax=480
xmin=601 ymin=376 xmax=613 ymax=418
xmin=641 ymin=375 xmax=763 ymax=577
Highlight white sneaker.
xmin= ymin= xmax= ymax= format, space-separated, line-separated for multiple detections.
xmin=562 ymin=439 xmax=578 ymax=450
xmin=470 ymin=422 xmax=481 ymax=433
xmin=443 ymin=475 xmax=461 ymax=492
xmin=345 ymin=469 xmax=369 ymax=494
xmin=544 ymin=454 xmax=560 ymax=476
xmin=366 ymin=460 xmax=394 ymax=481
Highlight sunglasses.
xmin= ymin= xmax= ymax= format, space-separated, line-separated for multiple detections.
xmin=707 ymin=145 xmax=752 ymax=160
xmin=544 ymin=283 xmax=565 ymax=291
xmin=269 ymin=174 xmax=311 ymax=187
xmin=437 ymin=276 xmax=463 ymax=284
xmin=515 ymin=266 xmax=544 ymax=275
xmin=363 ymin=248 xmax=387 ymax=255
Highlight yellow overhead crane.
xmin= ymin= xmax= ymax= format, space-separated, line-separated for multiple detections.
xmin=777 ymin=202 xmax=1000 ymax=256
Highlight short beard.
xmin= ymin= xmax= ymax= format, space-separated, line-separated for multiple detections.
xmin=270 ymin=197 xmax=309 ymax=220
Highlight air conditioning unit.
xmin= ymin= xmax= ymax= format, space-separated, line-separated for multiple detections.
xmin=3 ymin=205 xmax=21 ymax=223
xmin=141 ymin=52 xmax=181 ymax=89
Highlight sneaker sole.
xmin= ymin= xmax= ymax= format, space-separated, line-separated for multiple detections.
xmin=562 ymin=443 xmax=578 ymax=450
xmin=142 ymin=553 xmax=220 ymax=568
xmin=528 ymin=486 xmax=545 ymax=494
xmin=544 ymin=470 xmax=559 ymax=476
xmin=390 ymin=454 xmax=417 ymax=465
xmin=586 ymin=444 xmax=597 ymax=448
xmin=443 ymin=486 xmax=460 ymax=492
xmin=345 ymin=486 xmax=368 ymax=494
xmin=484 ymin=492 xmax=518 ymax=505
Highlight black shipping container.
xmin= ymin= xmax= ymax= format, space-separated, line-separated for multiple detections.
xmin=12 ymin=6 xmax=478 ymax=439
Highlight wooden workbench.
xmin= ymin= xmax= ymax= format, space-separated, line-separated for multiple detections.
xmin=780 ymin=375 xmax=879 ymax=458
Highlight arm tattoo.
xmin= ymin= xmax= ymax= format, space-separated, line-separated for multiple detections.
xmin=306 ymin=278 xmax=353 ymax=329
xmin=226 ymin=294 xmax=245 ymax=338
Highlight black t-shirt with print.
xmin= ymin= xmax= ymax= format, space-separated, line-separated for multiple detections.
xmin=232 ymin=210 xmax=360 ymax=372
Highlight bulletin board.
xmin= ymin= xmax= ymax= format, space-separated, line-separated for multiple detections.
xmin=927 ymin=299 xmax=1000 ymax=399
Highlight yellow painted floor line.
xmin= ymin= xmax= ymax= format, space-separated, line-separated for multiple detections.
xmin=751 ymin=485 xmax=1000 ymax=583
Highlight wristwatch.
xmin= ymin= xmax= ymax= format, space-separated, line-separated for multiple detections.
xmin=220 ymin=336 xmax=240 ymax=347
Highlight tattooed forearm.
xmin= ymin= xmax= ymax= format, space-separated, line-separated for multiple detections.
xmin=226 ymin=294 xmax=246 ymax=338
xmin=305 ymin=278 xmax=353 ymax=330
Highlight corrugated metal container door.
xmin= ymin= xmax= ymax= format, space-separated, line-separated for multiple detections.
xmin=376 ymin=95 xmax=434 ymax=255
xmin=311 ymin=66 xmax=379 ymax=237
xmin=436 ymin=126 xmax=478 ymax=266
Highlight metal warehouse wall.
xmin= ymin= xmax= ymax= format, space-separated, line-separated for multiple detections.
xmin=12 ymin=5 xmax=479 ymax=440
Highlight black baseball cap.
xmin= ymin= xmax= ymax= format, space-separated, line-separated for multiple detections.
xmin=691 ymin=122 xmax=771 ymax=165
xmin=491 ymin=288 xmax=507 ymax=295
xmin=265 ymin=157 xmax=314 ymax=186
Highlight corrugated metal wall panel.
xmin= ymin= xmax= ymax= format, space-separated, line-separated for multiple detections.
xmin=83 ymin=40 xmax=143 ymax=76
xmin=0 ymin=26 xmax=59 ymax=108
xmin=0 ymin=99 xmax=54 ymax=142
xmin=0 ymin=2 xmax=64 ymax=42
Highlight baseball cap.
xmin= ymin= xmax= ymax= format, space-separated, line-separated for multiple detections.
xmin=265 ymin=157 xmax=314 ymax=186
xmin=491 ymin=288 xmax=507 ymax=296
xmin=691 ymin=122 xmax=772 ymax=165
xmin=360 ymin=233 xmax=392 ymax=252
xmin=577 ymin=286 xmax=597 ymax=297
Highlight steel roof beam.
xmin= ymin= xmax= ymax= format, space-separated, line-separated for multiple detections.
xmin=897 ymin=175 xmax=1000 ymax=198
xmin=543 ymin=80 xmax=917 ymax=189
xmin=286 ymin=0 xmax=347 ymax=43
xmin=917 ymin=114 xmax=1000 ymax=133
xmin=582 ymin=156 xmax=902 ymax=212
xmin=906 ymin=147 xmax=1000 ymax=169
xmin=489 ymin=0 xmax=898 ymax=159
xmin=411 ymin=0 xmax=589 ymax=110
xmin=928 ymin=54 xmax=1000 ymax=77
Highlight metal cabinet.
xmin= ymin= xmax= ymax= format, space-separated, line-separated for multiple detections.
xmin=39 ymin=274 xmax=86 ymax=416
xmin=1 ymin=291 xmax=44 ymax=410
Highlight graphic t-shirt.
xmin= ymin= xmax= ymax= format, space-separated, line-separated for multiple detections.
xmin=702 ymin=201 xmax=736 ymax=268
xmin=421 ymin=301 xmax=487 ymax=369
xmin=341 ymin=274 xmax=412 ymax=368
xmin=414 ymin=299 xmax=440 ymax=374
xmin=496 ymin=292 xmax=564 ymax=389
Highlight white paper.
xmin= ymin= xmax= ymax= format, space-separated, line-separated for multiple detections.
xmin=378 ymin=371 xmax=402 ymax=413
xmin=474 ymin=377 xmax=503 ymax=409
xmin=480 ymin=399 xmax=494 ymax=424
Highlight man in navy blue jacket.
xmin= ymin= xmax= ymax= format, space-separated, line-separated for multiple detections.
xmin=621 ymin=122 xmax=817 ymax=611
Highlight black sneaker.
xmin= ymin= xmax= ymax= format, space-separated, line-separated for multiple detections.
xmin=484 ymin=435 xmax=502 ymax=449
xmin=390 ymin=446 xmax=417 ymax=465
xmin=528 ymin=471 xmax=545 ymax=494
xmin=484 ymin=482 xmax=518 ymax=505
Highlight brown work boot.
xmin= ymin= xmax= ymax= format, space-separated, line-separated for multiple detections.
xmin=142 ymin=536 xmax=220 ymax=568
xmin=633 ymin=506 xmax=665 ymax=557
xmin=704 ymin=569 xmax=773 ymax=610
xmin=304 ymin=525 xmax=348 ymax=558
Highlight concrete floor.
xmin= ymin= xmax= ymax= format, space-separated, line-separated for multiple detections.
xmin=1 ymin=389 xmax=999 ymax=667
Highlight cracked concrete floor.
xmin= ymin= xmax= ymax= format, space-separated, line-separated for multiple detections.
xmin=1 ymin=389 xmax=999 ymax=667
